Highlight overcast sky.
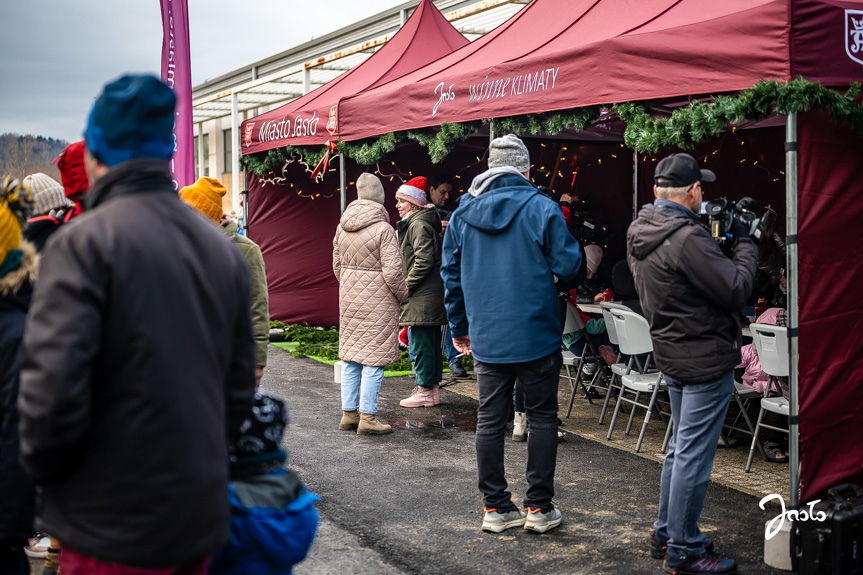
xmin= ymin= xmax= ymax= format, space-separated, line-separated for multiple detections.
xmin=0 ymin=0 xmax=404 ymax=143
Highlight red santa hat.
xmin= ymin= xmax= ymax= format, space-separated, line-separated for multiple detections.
xmin=395 ymin=176 xmax=433 ymax=208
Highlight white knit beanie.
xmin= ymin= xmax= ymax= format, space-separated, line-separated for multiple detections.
xmin=584 ymin=244 xmax=603 ymax=274
xmin=488 ymin=134 xmax=530 ymax=173
xmin=23 ymin=173 xmax=72 ymax=216
xmin=356 ymin=173 xmax=385 ymax=204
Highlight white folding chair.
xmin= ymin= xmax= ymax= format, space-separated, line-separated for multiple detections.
xmin=562 ymin=303 xmax=604 ymax=417
xmin=745 ymin=323 xmax=790 ymax=472
xmin=597 ymin=301 xmax=647 ymax=424
xmin=606 ymin=308 xmax=669 ymax=453
xmin=720 ymin=381 xmax=762 ymax=450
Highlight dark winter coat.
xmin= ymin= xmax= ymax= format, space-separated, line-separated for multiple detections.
xmin=18 ymin=159 xmax=257 ymax=568
xmin=0 ymin=242 xmax=37 ymax=543
xmin=22 ymin=215 xmax=63 ymax=253
xmin=397 ymin=207 xmax=447 ymax=326
xmin=626 ymin=201 xmax=757 ymax=383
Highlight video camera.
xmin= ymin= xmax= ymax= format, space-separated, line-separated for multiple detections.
xmin=705 ymin=197 xmax=776 ymax=254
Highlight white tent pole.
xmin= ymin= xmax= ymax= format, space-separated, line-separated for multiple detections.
xmin=786 ymin=111 xmax=800 ymax=510
xmin=340 ymin=152 xmax=347 ymax=214
xmin=489 ymin=120 xmax=494 ymax=146
xmin=231 ymin=92 xmax=240 ymax=213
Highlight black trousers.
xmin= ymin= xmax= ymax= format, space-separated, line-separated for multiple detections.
xmin=475 ymin=350 xmax=562 ymax=510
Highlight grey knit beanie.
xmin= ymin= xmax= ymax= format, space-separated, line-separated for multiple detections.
xmin=356 ymin=172 xmax=385 ymax=204
xmin=23 ymin=173 xmax=72 ymax=216
xmin=488 ymin=134 xmax=530 ymax=173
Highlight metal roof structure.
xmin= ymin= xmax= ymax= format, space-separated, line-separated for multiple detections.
xmin=191 ymin=0 xmax=529 ymax=124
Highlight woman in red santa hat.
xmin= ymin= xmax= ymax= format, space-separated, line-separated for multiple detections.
xmin=395 ymin=176 xmax=448 ymax=407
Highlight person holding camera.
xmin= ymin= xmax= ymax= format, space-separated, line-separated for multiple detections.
xmin=626 ymin=153 xmax=757 ymax=575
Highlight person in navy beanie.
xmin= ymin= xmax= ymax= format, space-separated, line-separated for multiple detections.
xmin=18 ymin=74 xmax=256 ymax=575
xmin=210 ymin=390 xmax=319 ymax=575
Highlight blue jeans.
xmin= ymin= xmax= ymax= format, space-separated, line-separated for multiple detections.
xmin=654 ymin=371 xmax=734 ymax=558
xmin=475 ymin=351 xmax=562 ymax=510
xmin=341 ymin=361 xmax=384 ymax=414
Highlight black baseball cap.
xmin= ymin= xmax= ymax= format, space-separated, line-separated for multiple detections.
xmin=654 ymin=153 xmax=716 ymax=187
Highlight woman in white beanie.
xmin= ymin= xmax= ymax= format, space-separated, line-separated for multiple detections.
xmin=333 ymin=173 xmax=407 ymax=435
xmin=394 ymin=176 xmax=448 ymax=408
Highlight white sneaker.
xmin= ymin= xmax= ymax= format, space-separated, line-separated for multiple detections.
xmin=24 ymin=535 xmax=50 ymax=558
xmin=512 ymin=412 xmax=527 ymax=442
xmin=482 ymin=506 xmax=527 ymax=533
xmin=524 ymin=505 xmax=562 ymax=533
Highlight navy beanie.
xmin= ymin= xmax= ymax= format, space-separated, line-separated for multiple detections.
xmin=85 ymin=74 xmax=176 ymax=167
xmin=230 ymin=391 xmax=289 ymax=464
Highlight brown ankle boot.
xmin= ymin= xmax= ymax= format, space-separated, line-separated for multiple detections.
xmin=339 ymin=410 xmax=360 ymax=431
xmin=357 ymin=412 xmax=392 ymax=435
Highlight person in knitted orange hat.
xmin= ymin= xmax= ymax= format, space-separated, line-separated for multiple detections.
xmin=179 ymin=177 xmax=226 ymax=224
xmin=180 ymin=176 xmax=270 ymax=388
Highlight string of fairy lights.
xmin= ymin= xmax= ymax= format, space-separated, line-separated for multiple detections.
xmin=256 ymin=125 xmax=785 ymax=201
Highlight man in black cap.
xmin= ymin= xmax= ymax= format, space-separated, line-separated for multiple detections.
xmin=626 ymin=153 xmax=756 ymax=574
xmin=18 ymin=74 xmax=256 ymax=574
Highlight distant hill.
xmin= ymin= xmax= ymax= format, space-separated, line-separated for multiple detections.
xmin=0 ymin=133 xmax=70 ymax=181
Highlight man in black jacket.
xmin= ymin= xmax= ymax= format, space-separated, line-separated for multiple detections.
xmin=18 ymin=75 xmax=256 ymax=573
xmin=627 ymin=154 xmax=756 ymax=575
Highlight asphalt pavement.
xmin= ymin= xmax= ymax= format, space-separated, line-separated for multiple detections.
xmin=266 ymin=347 xmax=783 ymax=575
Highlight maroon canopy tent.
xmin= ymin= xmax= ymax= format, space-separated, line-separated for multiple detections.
xmin=240 ymin=0 xmax=468 ymax=154
xmin=332 ymin=0 xmax=863 ymax=503
xmin=337 ymin=0 xmax=861 ymax=138
xmin=240 ymin=0 xmax=468 ymax=326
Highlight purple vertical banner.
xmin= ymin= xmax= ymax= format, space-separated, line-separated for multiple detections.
xmin=160 ymin=0 xmax=194 ymax=191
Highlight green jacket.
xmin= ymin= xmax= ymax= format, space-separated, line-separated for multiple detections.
xmin=397 ymin=208 xmax=447 ymax=326
xmin=224 ymin=222 xmax=269 ymax=367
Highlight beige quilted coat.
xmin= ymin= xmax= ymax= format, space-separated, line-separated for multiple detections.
xmin=333 ymin=200 xmax=408 ymax=366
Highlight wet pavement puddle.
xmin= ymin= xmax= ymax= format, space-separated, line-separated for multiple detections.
xmin=384 ymin=412 xmax=478 ymax=439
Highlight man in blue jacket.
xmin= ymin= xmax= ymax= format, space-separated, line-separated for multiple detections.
xmin=441 ymin=134 xmax=581 ymax=534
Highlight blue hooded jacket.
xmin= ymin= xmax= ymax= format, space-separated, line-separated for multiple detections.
xmin=441 ymin=169 xmax=581 ymax=363
xmin=210 ymin=468 xmax=319 ymax=575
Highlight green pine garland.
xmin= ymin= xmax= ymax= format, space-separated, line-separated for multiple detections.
xmin=615 ymin=78 xmax=862 ymax=153
xmin=242 ymin=79 xmax=862 ymax=175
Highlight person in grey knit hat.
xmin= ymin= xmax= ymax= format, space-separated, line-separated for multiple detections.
xmin=333 ymin=172 xmax=407 ymax=435
xmin=23 ymin=174 xmax=72 ymax=217
xmin=487 ymin=133 xmax=531 ymax=174
xmin=441 ymin=132 xmax=582 ymax=534
xmin=22 ymin=173 xmax=75 ymax=253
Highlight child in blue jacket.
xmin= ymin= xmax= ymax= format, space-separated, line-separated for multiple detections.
xmin=210 ymin=391 xmax=319 ymax=575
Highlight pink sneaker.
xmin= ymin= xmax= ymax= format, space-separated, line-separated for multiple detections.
xmin=400 ymin=385 xmax=435 ymax=408
xmin=431 ymin=384 xmax=441 ymax=405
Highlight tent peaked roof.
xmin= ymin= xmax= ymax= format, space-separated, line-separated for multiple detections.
xmin=337 ymin=0 xmax=863 ymax=141
xmin=241 ymin=0 xmax=468 ymax=154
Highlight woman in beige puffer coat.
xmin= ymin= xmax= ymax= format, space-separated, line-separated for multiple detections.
xmin=333 ymin=173 xmax=408 ymax=435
